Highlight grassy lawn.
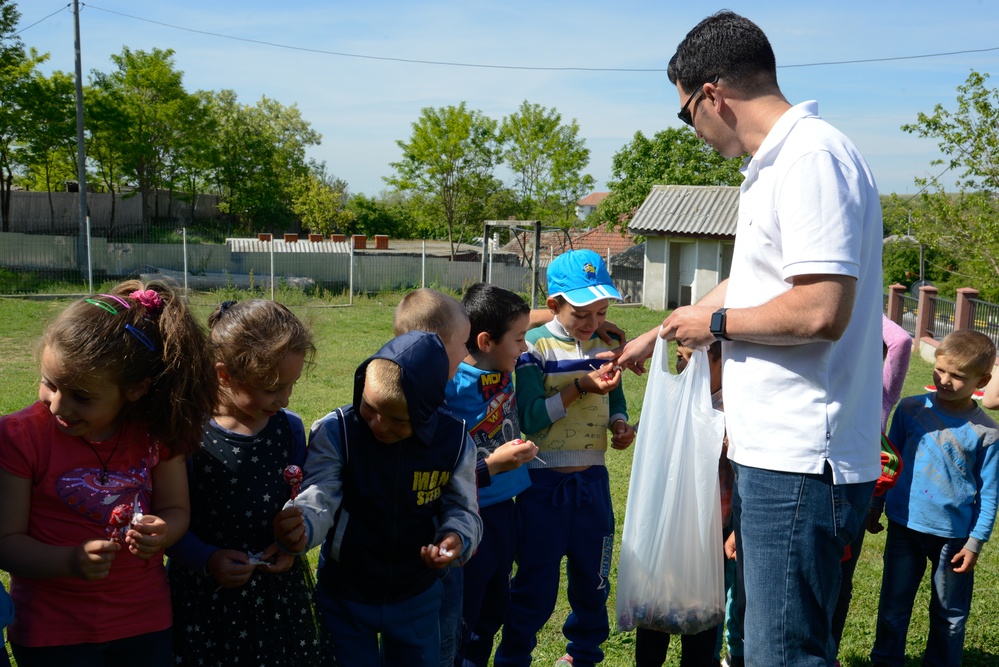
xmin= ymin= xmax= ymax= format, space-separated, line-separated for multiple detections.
xmin=0 ymin=291 xmax=997 ymax=666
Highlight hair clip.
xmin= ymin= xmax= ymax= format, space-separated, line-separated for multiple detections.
xmin=85 ymin=298 xmax=119 ymax=315
xmin=100 ymin=294 xmax=132 ymax=310
xmin=218 ymin=300 xmax=237 ymax=317
xmin=125 ymin=324 xmax=156 ymax=352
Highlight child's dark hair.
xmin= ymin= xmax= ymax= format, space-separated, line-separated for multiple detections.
xmin=462 ymin=283 xmax=530 ymax=353
xmin=39 ymin=279 xmax=217 ymax=456
xmin=207 ymin=299 xmax=316 ymax=387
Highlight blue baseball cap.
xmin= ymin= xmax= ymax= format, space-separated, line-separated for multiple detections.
xmin=547 ymin=249 xmax=622 ymax=306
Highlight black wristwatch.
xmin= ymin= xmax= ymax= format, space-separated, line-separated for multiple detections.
xmin=710 ymin=308 xmax=730 ymax=341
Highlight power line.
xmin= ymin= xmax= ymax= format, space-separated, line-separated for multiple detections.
xmin=14 ymin=3 xmax=70 ymax=36
xmin=83 ymin=3 xmax=999 ymax=73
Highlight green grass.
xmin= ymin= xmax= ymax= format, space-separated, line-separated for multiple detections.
xmin=0 ymin=294 xmax=997 ymax=665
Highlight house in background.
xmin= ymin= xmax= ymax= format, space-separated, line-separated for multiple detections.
xmin=629 ymin=185 xmax=738 ymax=310
xmin=575 ymin=192 xmax=610 ymax=220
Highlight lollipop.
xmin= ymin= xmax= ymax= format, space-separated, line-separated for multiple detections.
xmin=107 ymin=503 xmax=133 ymax=543
xmin=283 ymin=464 xmax=303 ymax=503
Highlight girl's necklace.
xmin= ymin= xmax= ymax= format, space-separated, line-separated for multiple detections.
xmin=80 ymin=426 xmax=124 ymax=485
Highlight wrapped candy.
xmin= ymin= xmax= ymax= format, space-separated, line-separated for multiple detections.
xmin=283 ymin=464 xmax=303 ymax=503
xmin=107 ymin=503 xmax=133 ymax=543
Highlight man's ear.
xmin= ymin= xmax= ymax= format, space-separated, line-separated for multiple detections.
xmin=125 ymin=377 xmax=151 ymax=402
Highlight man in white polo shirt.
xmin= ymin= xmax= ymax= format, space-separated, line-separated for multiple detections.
xmin=615 ymin=11 xmax=883 ymax=667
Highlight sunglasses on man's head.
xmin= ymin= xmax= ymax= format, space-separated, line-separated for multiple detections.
xmin=677 ymin=75 xmax=719 ymax=127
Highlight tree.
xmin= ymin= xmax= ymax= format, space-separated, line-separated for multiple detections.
xmin=498 ymin=101 xmax=595 ymax=226
xmin=901 ymin=69 xmax=999 ymax=300
xmin=292 ymin=160 xmax=353 ymax=235
xmin=0 ymin=0 xmax=44 ymax=231
xmin=387 ymin=103 xmax=501 ymax=258
xmin=597 ymin=127 xmax=743 ymax=231
xmin=21 ymin=70 xmax=77 ymax=229
xmin=90 ymin=47 xmax=200 ymax=232
xmin=86 ymin=82 xmax=133 ymax=235
xmin=203 ymin=90 xmax=320 ymax=232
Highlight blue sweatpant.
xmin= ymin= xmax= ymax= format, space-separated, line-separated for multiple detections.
xmin=459 ymin=499 xmax=517 ymax=667
xmin=495 ymin=466 xmax=615 ymax=667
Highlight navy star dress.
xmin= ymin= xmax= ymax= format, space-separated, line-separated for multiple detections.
xmin=168 ymin=410 xmax=330 ymax=666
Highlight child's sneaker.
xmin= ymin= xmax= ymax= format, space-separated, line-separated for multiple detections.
xmin=554 ymin=655 xmax=573 ymax=667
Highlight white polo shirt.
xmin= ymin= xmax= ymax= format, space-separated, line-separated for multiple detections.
xmin=724 ymin=101 xmax=883 ymax=484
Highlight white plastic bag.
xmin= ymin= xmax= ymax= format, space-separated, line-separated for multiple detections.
xmin=616 ymin=339 xmax=726 ymax=634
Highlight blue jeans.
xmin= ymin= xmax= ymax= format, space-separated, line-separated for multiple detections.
xmin=439 ymin=565 xmax=464 ymax=667
xmin=870 ymin=521 xmax=974 ymax=667
xmin=733 ymin=462 xmax=873 ymax=667
xmin=316 ymin=579 xmax=443 ymax=667
xmin=10 ymin=628 xmax=172 ymax=667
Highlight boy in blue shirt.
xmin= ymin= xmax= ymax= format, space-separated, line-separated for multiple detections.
xmin=496 ymin=249 xmax=636 ymax=667
xmin=870 ymin=330 xmax=999 ymax=667
xmin=447 ymin=283 xmax=539 ymax=667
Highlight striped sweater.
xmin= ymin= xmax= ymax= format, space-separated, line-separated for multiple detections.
xmin=515 ymin=319 xmax=629 ymax=468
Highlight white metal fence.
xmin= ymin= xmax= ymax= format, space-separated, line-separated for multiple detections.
xmin=0 ymin=230 xmax=553 ymax=306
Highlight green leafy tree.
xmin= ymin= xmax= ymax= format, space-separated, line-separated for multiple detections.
xmin=901 ymin=69 xmax=999 ymax=300
xmin=387 ymin=103 xmax=501 ymax=258
xmin=203 ymin=90 xmax=320 ymax=232
xmin=292 ymin=160 xmax=353 ymax=236
xmin=498 ymin=100 xmax=594 ymax=227
xmin=90 ymin=47 xmax=200 ymax=232
xmin=0 ymin=0 xmax=44 ymax=230
xmin=597 ymin=127 xmax=743 ymax=231
xmin=21 ymin=70 xmax=77 ymax=229
xmin=85 ymin=82 xmax=133 ymax=234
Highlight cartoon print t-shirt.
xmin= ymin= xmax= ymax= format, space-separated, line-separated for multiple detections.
xmin=446 ymin=362 xmax=530 ymax=507
xmin=0 ymin=401 xmax=172 ymax=647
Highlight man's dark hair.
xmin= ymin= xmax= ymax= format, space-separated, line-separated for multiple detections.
xmin=462 ymin=283 xmax=531 ymax=353
xmin=667 ymin=11 xmax=778 ymax=95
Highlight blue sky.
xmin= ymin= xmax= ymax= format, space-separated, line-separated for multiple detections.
xmin=19 ymin=0 xmax=999 ymax=198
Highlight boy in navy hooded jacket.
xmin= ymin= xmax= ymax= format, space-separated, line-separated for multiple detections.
xmin=275 ymin=331 xmax=482 ymax=667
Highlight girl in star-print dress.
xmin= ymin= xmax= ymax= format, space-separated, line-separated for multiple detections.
xmin=166 ymin=299 xmax=329 ymax=666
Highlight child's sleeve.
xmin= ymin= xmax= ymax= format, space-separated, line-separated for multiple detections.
xmin=516 ymin=345 xmax=566 ymax=433
xmin=609 ymin=382 xmax=629 ymax=426
xmin=968 ymin=426 xmax=999 ymax=551
xmin=436 ymin=433 xmax=483 ymax=564
xmin=881 ymin=315 xmax=912 ymax=429
xmin=164 ymin=457 xmax=221 ymax=573
xmin=288 ymin=411 xmax=347 ymax=552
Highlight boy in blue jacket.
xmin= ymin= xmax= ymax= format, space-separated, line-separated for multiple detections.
xmin=274 ymin=331 xmax=482 ymax=667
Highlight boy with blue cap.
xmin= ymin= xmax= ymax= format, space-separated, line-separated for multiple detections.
xmin=495 ymin=249 xmax=636 ymax=667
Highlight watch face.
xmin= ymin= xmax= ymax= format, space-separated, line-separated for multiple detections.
xmin=711 ymin=312 xmax=723 ymax=332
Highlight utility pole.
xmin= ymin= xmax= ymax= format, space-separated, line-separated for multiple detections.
xmin=72 ymin=0 xmax=91 ymax=289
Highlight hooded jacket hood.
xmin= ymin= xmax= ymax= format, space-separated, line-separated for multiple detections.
xmin=353 ymin=330 xmax=449 ymax=444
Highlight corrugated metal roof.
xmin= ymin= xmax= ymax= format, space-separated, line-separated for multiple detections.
xmin=628 ymin=185 xmax=739 ymax=237
xmin=226 ymin=238 xmax=351 ymax=253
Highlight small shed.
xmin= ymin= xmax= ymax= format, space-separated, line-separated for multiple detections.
xmin=629 ymin=185 xmax=738 ymax=310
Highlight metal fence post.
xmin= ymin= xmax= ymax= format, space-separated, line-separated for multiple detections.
xmin=422 ymin=241 xmax=426 ymax=288
xmin=349 ymin=242 xmax=354 ymax=305
xmin=182 ymin=227 xmax=189 ymax=296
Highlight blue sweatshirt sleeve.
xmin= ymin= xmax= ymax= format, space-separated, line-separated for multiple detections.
xmin=970 ymin=437 xmax=999 ymax=549
xmin=283 ymin=410 xmax=347 ymax=553
xmin=165 ymin=456 xmax=220 ymax=574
